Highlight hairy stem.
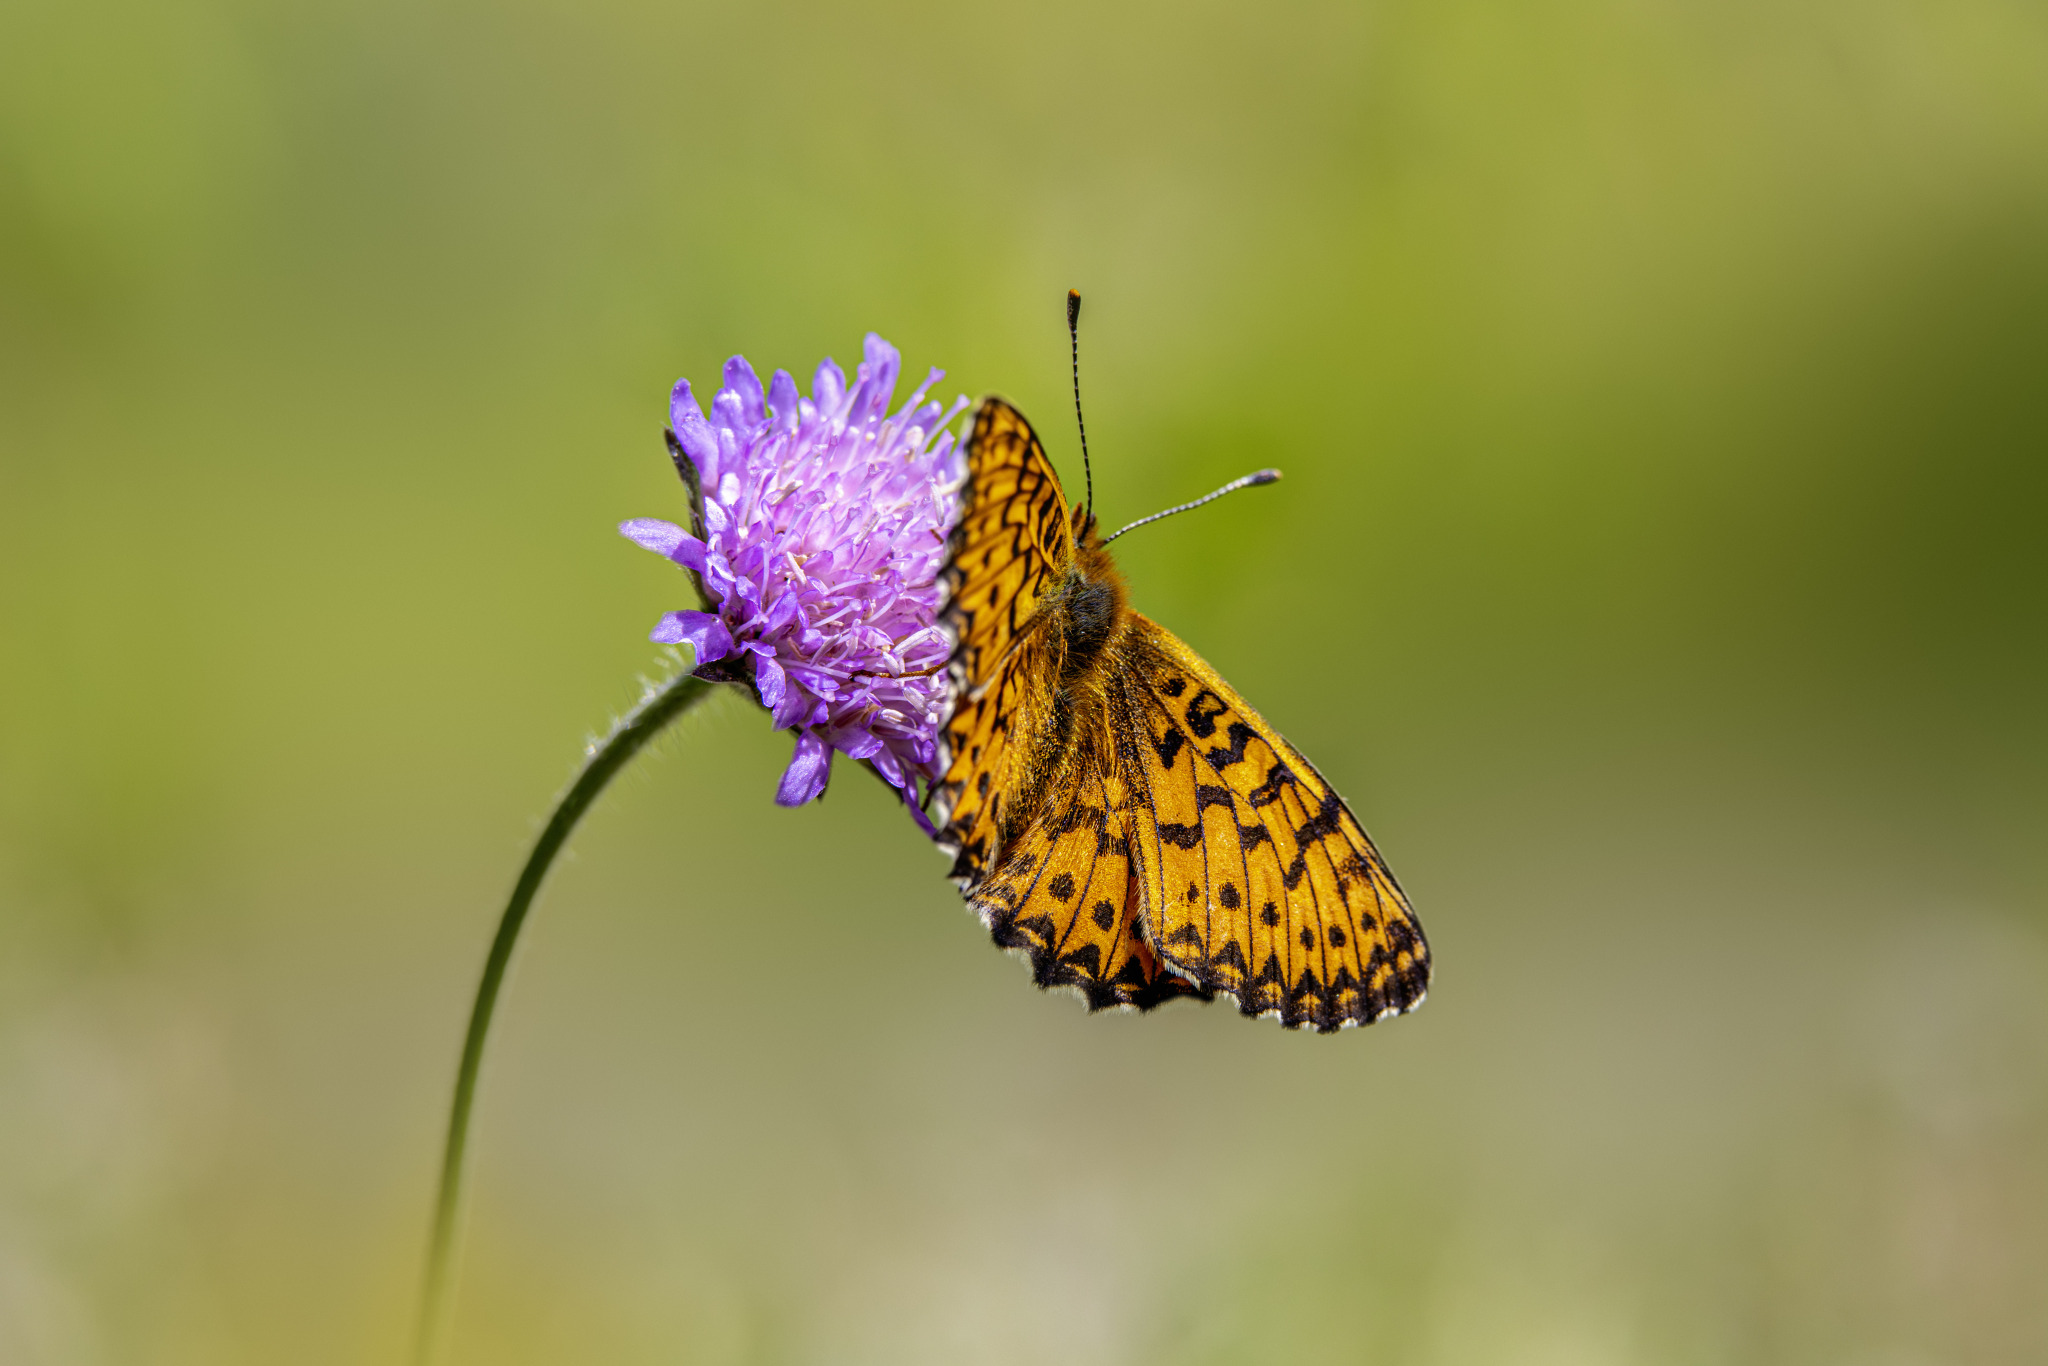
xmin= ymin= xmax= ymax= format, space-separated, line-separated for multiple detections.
xmin=415 ymin=669 xmax=718 ymax=1366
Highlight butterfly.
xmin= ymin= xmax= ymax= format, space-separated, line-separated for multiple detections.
xmin=927 ymin=330 xmax=1429 ymax=1033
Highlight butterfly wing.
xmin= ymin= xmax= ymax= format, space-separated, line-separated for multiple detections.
xmin=930 ymin=399 xmax=1077 ymax=885
xmin=1112 ymin=617 xmax=1429 ymax=1032
xmin=939 ymin=398 xmax=1076 ymax=688
xmin=960 ymin=730 xmax=1211 ymax=1010
xmin=930 ymin=648 xmax=1039 ymax=883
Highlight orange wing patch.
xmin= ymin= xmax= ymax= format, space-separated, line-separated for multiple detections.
xmin=929 ymin=638 xmax=1040 ymax=886
xmin=938 ymin=399 xmax=1075 ymax=688
xmin=1115 ymin=617 xmax=1428 ymax=1032
xmin=965 ymin=741 xmax=1208 ymax=1011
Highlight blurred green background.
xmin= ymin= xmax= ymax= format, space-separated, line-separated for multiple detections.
xmin=4 ymin=0 xmax=2046 ymax=1362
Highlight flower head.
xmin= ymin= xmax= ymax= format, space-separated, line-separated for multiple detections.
xmin=622 ymin=335 xmax=965 ymax=818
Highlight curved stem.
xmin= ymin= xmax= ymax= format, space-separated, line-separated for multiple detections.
xmin=415 ymin=669 xmax=718 ymax=1366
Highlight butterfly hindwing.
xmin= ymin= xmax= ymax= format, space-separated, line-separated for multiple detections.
xmin=930 ymin=648 xmax=1037 ymax=884
xmin=1116 ymin=617 xmax=1429 ymax=1032
xmin=966 ymin=733 xmax=1209 ymax=1010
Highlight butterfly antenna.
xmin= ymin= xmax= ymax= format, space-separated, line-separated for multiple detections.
xmin=1100 ymin=469 xmax=1282 ymax=545
xmin=1067 ymin=289 xmax=1094 ymax=526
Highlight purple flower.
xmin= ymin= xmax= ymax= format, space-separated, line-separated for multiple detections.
xmin=621 ymin=334 xmax=966 ymax=820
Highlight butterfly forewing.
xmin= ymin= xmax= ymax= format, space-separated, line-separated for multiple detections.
xmin=940 ymin=400 xmax=1076 ymax=685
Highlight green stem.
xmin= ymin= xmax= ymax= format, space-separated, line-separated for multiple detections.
xmin=415 ymin=669 xmax=718 ymax=1366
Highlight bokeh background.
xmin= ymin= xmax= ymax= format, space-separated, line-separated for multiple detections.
xmin=4 ymin=0 xmax=2046 ymax=1362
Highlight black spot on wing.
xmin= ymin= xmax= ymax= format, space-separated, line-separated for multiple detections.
xmin=1281 ymin=848 xmax=1312 ymax=891
xmin=1184 ymin=690 xmax=1228 ymax=739
xmin=1294 ymin=790 xmax=1344 ymax=846
xmin=1246 ymin=761 xmax=1298 ymax=808
xmin=1152 ymin=727 xmax=1186 ymax=770
xmin=948 ymin=838 xmax=988 ymax=882
xmin=1204 ymin=721 xmax=1259 ymax=771
xmin=1385 ymin=918 xmax=1420 ymax=955
xmin=1059 ymin=943 xmax=1103 ymax=978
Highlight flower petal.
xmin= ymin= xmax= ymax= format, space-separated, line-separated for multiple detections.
xmin=775 ymin=731 xmax=832 ymax=807
xmin=649 ymin=610 xmax=732 ymax=663
xmin=861 ymin=334 xmax=900 ymax=417
xmin=768 ymin=368 xmax=800 ymax=432
xmin=700 ymin=550 xmax=735 ymax=598
xmin=812 ymin=357 xmax=845 ymax=415
xmin=669 ymin=380 xmax=720 ymax=483
xmin=618 ymin=518 xmax=706 ymax=571
xmin=903 ymin=784 xmax=939 ymax=837
xmin=832 ymin=727 xmax=882 ymax=761
xmin=758 ymin=588 xmax=801 ymax=637
xmin=769 ymin=675 xmax=811 ymax=730
xmin=722 ymin=356 xmax=765 ymax=428
xmin=712 ymin=387 xmax=751 ymax=438
xmin=752 ymin=652 xmax=786 ymax=710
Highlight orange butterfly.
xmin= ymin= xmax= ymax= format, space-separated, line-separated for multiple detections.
xmin=928 ymin=297 xmax=1429 ymax=1033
